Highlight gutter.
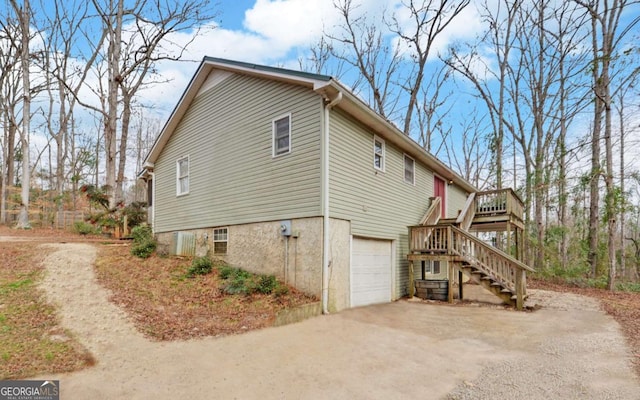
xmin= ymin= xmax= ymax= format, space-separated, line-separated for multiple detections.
xmin=321 ymin=91 xmax=342 ymax=314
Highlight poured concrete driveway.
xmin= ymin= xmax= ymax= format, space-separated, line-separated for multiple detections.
xmin=38 ymin=243 xmax=640 ymax=399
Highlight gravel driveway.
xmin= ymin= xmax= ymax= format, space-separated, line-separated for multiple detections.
xmin=36 ymin=243 xmax=640 ymax=399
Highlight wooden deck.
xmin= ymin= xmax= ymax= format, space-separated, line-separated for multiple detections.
xmin=407 ymin=189 xmax=533 ymax=310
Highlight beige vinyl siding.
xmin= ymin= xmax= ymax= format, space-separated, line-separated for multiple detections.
xmin=447 ymin=184 xmax=469 ymax=219
xmin=329 ymin=109 xmax=434 ymax=298
xmin=154 ymin=73 xmax=323 ymax=232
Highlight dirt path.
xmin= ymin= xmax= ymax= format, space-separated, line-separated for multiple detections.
xmin=36 ymin=242 xmax=640 ymax=399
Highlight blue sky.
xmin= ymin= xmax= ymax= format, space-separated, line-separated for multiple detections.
xmin=141 ymin=0 xmax=485 ymax=126
xmin=14 ymin=0 xmax=640 ymax=189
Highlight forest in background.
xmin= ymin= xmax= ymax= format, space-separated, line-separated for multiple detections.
xmin=1 ymin=0 xmax=639 ymax=290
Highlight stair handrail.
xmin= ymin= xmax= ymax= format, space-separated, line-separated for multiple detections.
xmin=450 ymin=225 xmax=534 ymax=273
xmin=419 ymin=196 xmax=442 ymax=226
xmin=455 ymin=192 xmax=476 ymax=231
xmin=450 ymin=225 xmax=533 ymax=310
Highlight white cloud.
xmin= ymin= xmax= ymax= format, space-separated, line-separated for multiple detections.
xmin=243 ymin=0 xmax=339 ymax=48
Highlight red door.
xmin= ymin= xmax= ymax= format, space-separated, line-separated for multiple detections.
xmin=434 ymin=176 xmax=446 ymax=217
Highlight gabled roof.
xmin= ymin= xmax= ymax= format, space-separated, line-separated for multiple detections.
xmin=141 ymin=57 xmax=476 ymax=194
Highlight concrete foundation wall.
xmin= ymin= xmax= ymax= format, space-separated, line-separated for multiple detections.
xmin=156 ymin=217 xmax=324 ymax=299
xmin=327 ymin=218 xmax=351 ymax=312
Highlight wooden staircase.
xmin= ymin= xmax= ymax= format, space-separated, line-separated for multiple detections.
xmin=407 ymin=190 xmax=534 ymax=310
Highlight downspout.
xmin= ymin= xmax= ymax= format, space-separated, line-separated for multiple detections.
xmin=322 ymin=91 xmax=342 ymax=314
xmin=149 ymin=171 xmax=155 ymax=233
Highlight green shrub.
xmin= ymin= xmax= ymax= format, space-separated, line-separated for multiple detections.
xmin=257 ymin=275 xmax=278 ymax=294
xmin=130 ymin=225 xmax=156 ymax=259
xmin=222 ymin=269 xmax=252 ymax=294
xmin=187 ymin=256 xmax=213 ymax=277
xmin=218 ymin=265 xmax=235 ymax=280
xmin=217 ymin=266 xmax=287 ymax=296
xmin=130 ymin=240 xmax=156 ymax=258
xmin=73 ymin=221 xmax=96 ymax=235
xmin=273 ymin=284 xmax=289 ymax=297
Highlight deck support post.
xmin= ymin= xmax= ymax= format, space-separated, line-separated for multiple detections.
xmin=515 ymin=268 xmax=524 ymax=310
xmin=458 ymin=269 xmax=463 ymax=300
xmin=448 ymin=262 xmax=454 ymax=303
xmin=408 ymin=260 xmax=415 ymax=297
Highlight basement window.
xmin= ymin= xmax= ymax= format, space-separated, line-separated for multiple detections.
xmin=424 ymin=260 xmax=441 ymax=275
xmin=213 ymin=227 xmax=228 ymax=255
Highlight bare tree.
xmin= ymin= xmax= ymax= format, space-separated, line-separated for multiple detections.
xmin=69 ymin=0 xmax=217 ymax=208
xmin=443 ymin=110 xmax=492 ymax=189
xmin=113 ymin=0 xmax=217 ymax=203
xmin=446 ymin=0 xmax=521 ymax=190
xmin=574 ymin=0 xmax=640 ymax=288
xmin=298 ymin=36 xmax=348 ymax=78
xmin=9 ymin=0 xmax=32 ymax=228
xmin=415 ymin=62 xmax=454 ymax=152
xmin=38 ymin=0 xmax=100 ymax=208
xmin=389 ymin=0 xmax=469 ymax=135
xmin=327 ymin=0 xmax=402 ymax=119
xmin=0 ymin=18 xmax=21 ymax=224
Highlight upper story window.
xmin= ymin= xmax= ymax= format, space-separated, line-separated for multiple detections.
xmin=373 ymin=136 xmax=385 ymax=171
xmin=273 ymin=114 xmax=291 ymax=157
xmin=404 ymin=154 xmax=415 ymax=185
xmin=176 ymin=156 xmax=189 ymax=196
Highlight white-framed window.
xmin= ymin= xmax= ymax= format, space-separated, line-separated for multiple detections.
xmin=423 ymin=260 xmax=441 ymax=275
xmin=176 ymin=156 xmax=189 ymax=196
xmin=213 ymin=227 xmax=228 ymax=255
xmin=404 ymin=154 xmax=415 ymax=185
xmin=373 ymin=136 xmax=385 ymax=171
xmin=272 ymin=114 xmax=291 ymax=157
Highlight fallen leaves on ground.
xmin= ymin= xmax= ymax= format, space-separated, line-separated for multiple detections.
xmin=529 ymin=278 xmax=640 ymax=378
xmin=94 ymin=245 xmax=317 ymax=341
xmin=0 ymin=242 xmax=95 ymax=379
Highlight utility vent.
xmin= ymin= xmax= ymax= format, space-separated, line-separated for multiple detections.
xmin=172 ymin=232 xmax=196 ymax=256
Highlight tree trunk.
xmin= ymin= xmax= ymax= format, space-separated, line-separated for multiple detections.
xmin=115 ymin=93 xmax=131 ymax=204
xmin=14 ymin=0 xmax=30 ymax=229
xmin=587 ymin=11 xmax=601 ymax=278
xmin=603 ymin=49 xmax=615 ymax=291
xmin=619 ymin=97 xmax=626 ymax=280
xmin=105 ymin=0 xmax=123 ymax=209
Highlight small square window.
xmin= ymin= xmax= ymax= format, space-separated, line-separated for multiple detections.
xmin=374 ymin=136 xmax=385 ymax=171
xmin=213 ymin=228 xmax=228 ymax=255
xmin=404 ymin=155 xmax=415 ymax=184
xmin=273 ymin=115 xmax=291 ymax=157
xmin=176 ymin=156 xmax=189 ymax=196
xmin=423 ymin=260 xmax=441 ymax=275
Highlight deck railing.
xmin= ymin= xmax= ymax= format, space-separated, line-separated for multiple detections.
xmin=419 ymin=196 xmax=441 ymax=226
xmin=455 ymin=192 xmax=476 ymax=231
xmin=475 ymin=189 xmax=523 ymax=220
xmin=408 ymin=224 xmax=534 ymax=309
xmin=409 ymin=225 xmax=451 ymax=253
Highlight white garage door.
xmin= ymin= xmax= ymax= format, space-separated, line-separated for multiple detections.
xmin=351 ymin=237 xmax=392 ymax=307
